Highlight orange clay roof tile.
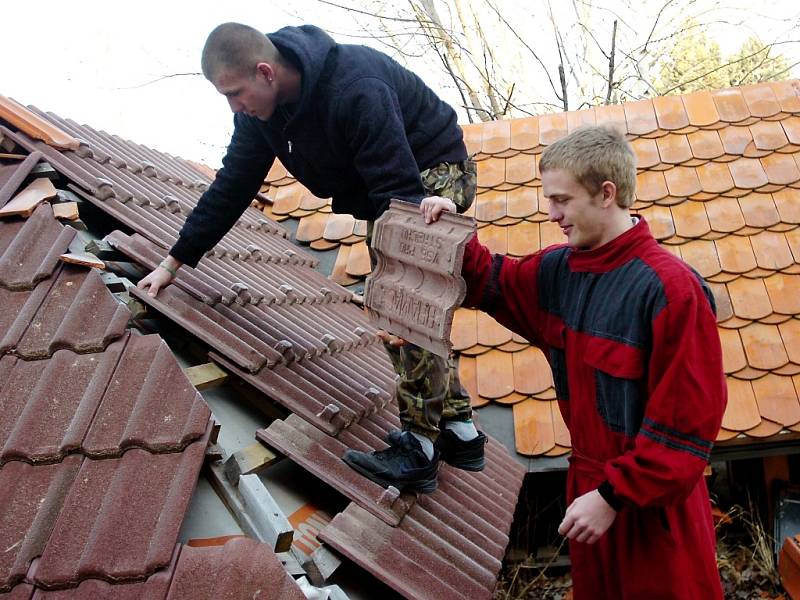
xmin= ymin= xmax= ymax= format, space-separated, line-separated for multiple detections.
xmin=513 ymin=399 xmax=555 ymax=455
xmin=723 ymin=379 xmax=762 ymax=431
xmin=687 ymin=129 xmax=725 ymax=160
xmin=682 ymin=90 xmax=722 ymax=127
xmin=765 ymin=274 xmax=800 ymax=314
xmin=653 ymin=95 xmax=691 ymax=131
xmin=509 ymin=117 xmax=539 ymax=152
xmin=742 ymin=83 xmax=782 ymax=118
xmin=727 ymin=277 xmax=773 ymax=320
xmin=538 ymin=112 xmax=569 ymax=146
xmin=623 ymin=98 xmax=660 ymax=136
xmin=476 ymin=350 xmax=515 ymax=399
xmin=713 ymin=88 xmax=751 ymax=123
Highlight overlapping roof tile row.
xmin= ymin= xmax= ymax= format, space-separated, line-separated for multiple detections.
xmin=257 ymin=80 xmax=800 ymax=459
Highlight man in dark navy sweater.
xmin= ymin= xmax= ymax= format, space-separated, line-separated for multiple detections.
xmin=137 ymin=22 xmax=486 ymax=492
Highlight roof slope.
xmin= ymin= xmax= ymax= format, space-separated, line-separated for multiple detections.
xmin=1 ymin=100 xmax=524 ymax=599
xmin=258 ymin=79 xmax=800 ymax=459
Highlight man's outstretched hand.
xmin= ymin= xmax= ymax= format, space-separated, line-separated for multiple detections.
xmin=420 ymin=196 xmax=457 ymax=224
xmin=137 ymin=255 xmax=183 ymax=297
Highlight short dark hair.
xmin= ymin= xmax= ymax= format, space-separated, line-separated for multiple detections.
xmin=201 ymin=22 xmax=282 ymax=81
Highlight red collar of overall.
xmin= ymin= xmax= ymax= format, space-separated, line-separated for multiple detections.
xmin=567 ymin=217 xmax=656 ymax=273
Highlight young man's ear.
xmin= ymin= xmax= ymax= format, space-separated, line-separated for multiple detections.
xmin=600 ymin=181 xmax=617 ymax=208
xmin=255 ymin=62 xmax=275 ymax=83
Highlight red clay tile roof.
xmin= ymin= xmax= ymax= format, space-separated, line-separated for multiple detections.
xmin=258 ymin=79 xmax=800 ymax=458
xmin=1 ymin=101 xmax=526 ymax=598
xmin=0 ymin=158 xmax=305 ymax=599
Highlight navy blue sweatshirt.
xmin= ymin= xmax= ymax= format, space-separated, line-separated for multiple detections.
xmin=171 ymin=25 xmax=467 ymax=267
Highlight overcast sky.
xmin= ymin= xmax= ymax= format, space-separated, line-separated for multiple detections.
xmin=3 ymin=0 xmax=798 ymax=166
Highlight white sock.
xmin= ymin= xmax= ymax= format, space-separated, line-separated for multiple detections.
xmin=445 ymin=420 xmax=478 ymax=441
xmin=409 ymin=431 xmax=435 ymax=461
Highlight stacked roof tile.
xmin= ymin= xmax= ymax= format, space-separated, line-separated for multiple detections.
xmin=257 ymin=79 xmax=800 ymax=460
xmin=1 ymin=99 xmax=525 ymax=599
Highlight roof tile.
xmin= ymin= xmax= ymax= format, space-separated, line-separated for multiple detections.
xmin=765 ymin=274 xmax=800 ymax=315
xmin=705 ymin=196 xmax=745 ymax=232
xmin=505 ymin=153 xmax=536 ymax=185
xmin=742 ymin=83 xmax=782 ymax=119
xmin=509 ymin=116 xmax=539 ymax=151
xmin=480 ymin=119 xmax=511 ymax=155
xmin=750 ymin=231 xmax=794 ymax=270
xmin=505 ymin=186 xmax=538 ymax=219
xmin=722 ymin=379 xmax=761 ymax=431
xmin=623 ymin=98 xmax=659 ymax=136
xmin=538 ymin=112 xmax=569 ymax=146
xmin=727 ymin=277 xmax=772 ymax=320
xmin=677 ymin=240 xmax=721 ymax=278
xmin=713 ymin=88 xmax=751 ymax=123
xmin=687 ymin=129 xmax=725 ymax=160
xmin=476 ymin=350 xmax=515 ymax=399
xmin=716 ymin=235 xmax=757 ymax=274
xmin=682 ymin=90 xmax=722 ymax=127
xmin=719 ymin=328 xmax=747 ymax=372
xmin=773 ymin=188 xmax=800 ymax=223
xmin=761 ymin=153 xmax=800 ymax=185
xmin=780 ymin=319 xmax=800 ymax=365
xmin=739 ymin=193 xmax=781 ymax=228
xmin=769 ymin=80 xmax=800 ymax=113
xmin=653 ymin=95 xmax=690 ymax=131
xmin=475 ymin=190 xmax=508 ymax=222
xmin=664 ymin=166 xmax=702 ymax=198
xmin=631 ymin=137 xmax=660 ymax=169
xmin=656 ymin=134 xmax=693 ymax=165
xmin=671 ymin=200 xmax=710 ymax=238
xmin=513 ymin=399 xmax=555 ymax=455
xmin=751 ymin=374 xmax=800 ymax=428
xmin=167 ymin=538 xmax=306 ymax=600
xmin=740 ymin=322 xmax=790 ymax=370
xmin=636 ymin=170 xmax=669 ymax=201
xmin=751 ymin=120 xmax=790 ymax=150
xmin=512 ymin=347 xmax=553 ymax=394
xmin=507 ymin=220 xmax=541 ymax=256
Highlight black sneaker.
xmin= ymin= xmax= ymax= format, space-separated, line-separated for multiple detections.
xmin=435 ymin=428 xmax=487 ymax=472
xmin=342 ymin=432 xmax=439 ymax=493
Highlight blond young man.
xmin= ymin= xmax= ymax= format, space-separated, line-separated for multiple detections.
xmin=422 ymin=126 xmax=726 ymax=599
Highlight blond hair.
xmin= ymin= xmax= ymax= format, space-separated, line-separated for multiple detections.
xmin=539 ymin=125 xmax=636 ymax=208
xmin=201 ymin=22 xmax=283 ymax=82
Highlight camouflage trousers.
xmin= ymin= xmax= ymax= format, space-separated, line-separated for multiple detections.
xmin=369 ymin=159 xmax=477 ymax=441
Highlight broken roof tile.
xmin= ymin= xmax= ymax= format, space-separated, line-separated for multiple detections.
xmin=167 ymin=538 xmax=306 ymax=600
xmin=0 ymin=96 xmax=78 ymax=150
